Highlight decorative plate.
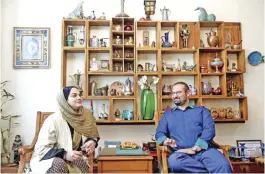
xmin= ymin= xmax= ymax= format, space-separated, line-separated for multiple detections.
xmin=248 ymin=51 xmax=264 ymax=66
xmin=110 ymin=81 xmax=124 ymax=96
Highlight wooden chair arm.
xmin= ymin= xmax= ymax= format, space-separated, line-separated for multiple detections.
xmin=19 ymin=145 xmax=34 ymax=155
xmin=18 ymin=145 xmax=34 ymax=173
xmin=158 ymin=145 xmax=172 ymax=153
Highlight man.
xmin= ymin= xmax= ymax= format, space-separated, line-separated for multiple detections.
xmin=155 ymin=82 xmax=232 ymax=173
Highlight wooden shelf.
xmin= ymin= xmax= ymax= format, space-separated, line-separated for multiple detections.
xmin=226 ymin=71 xmax=244 ymax=74
xmin=162 ymin=72 xmax=198 ymax=76
xmin=63 ymin=47 xmax=85 ymax=53
xmin=199 ymin=47 xmax=224 ymax=51
xmin=88 ymin=47 xmax=111 ymax=52
xmin=112 ymin=58 xmax=123 ymax=62
xmin=136 ymin=21 xmax=158 ymax=27
xmin=161 ymin=21 xmax=178 ymax=27
xmin=89 ymin=20 xmax=110 ymax=26
xmin=124 ymin=44 xmax=134 ymax=48
xmin=199 ymin=21 xmax=223 ymax=27
xmin=214 ymin=119 xmax=245 ymax=123
xmin=112 ymin=44 xmax=123 ymax=48
xmin=162 ymin=95 xmax=199 ymax=99
xmin=137 ymin=47 xmax=158 ymax=52
xmin=201 ymin=95 xmax=225 ymax=99
xmin=201 ymin=72 xmax=224 ymax=76
xmin=87 ymin=72 xmax=134 ymax=76
xmin=137 ymin=72 xmax=159 ymax=75
xmin=227 ymin=49 xmax=244 ymax=53
xmin=112 ymin=31 xmax=123 ymax=34
xmin=161 ymin=48 xmax=197 ymax=53
xmin=85 ymin=96 xmax=135 ymax=100
xmin=96 ymin=120 xmax=155 ymax=125
xmin=124 ymin=58 xmax=134 ymax=61
xmin=124 ymin=31 xmax=134 ymax=35
xmin=63 ymin=19 xmax=86 ymax=25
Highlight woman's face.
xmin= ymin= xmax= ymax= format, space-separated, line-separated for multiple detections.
xmin=67 ymin=88 xmax=83 ymax=111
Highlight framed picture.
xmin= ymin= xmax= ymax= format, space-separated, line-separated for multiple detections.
xmin=236 ymin=140 xmax=262 ymax=157
xmin=13 ymin=27 xmax=50 ymax=69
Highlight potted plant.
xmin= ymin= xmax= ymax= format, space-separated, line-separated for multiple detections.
xmin=1 ymin=81 xmax=21 ymax=165
xmin=138 ymin=76 xmax=159 ymax=120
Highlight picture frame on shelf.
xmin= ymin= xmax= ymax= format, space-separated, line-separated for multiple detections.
xmin=236 ymin=140 xmax=262 ymax=157
xmin=13 ymin=27 xmax=50 ymax=69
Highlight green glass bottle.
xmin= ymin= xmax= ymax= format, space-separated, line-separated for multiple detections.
xmin=140 ymin=88 xmax=155 ymax=120
xmin=66 ymin=26 xmax=75 ymax=47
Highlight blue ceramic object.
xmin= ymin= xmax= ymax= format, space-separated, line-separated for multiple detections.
xmin=161 ymin=32 xmax=172 ymax=47
xmin=239 ymin=143 xmax=248 ymax=161
xmin=195 ymin=7 xmax=216 ymax=21
xmin=122 ymin=109 xmax=134 ymax=120
xmin=248 ymin=51 xmax=264 ymax=66
xmin=260 ymin=143 xmax=264 ymax=157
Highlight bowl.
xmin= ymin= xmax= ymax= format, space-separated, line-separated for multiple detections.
xmin=232 ymin=45 xmax=240 ymax=49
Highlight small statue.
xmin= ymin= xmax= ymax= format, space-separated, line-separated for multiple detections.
xmin=90 ymin=58 xmax=98 ymax=71
xmin=127 ymin=63 xmax=133 ymax=72
xmin=114 ymin=109 xmax=121 ymax=120
xmin=231 ymin=63 xmax=237 ymax=72
xmin=124 ymin=78 xmax=134 ymax=96
xmin=189 ymin=85 xmax=197 ymax=95
xmin=177 ymin=58 xmax=181 ymax=71
xmin=181 ymin=61 xmax=187 ymax=71
xmin=180 ymin=24 xmax=190 ymax=48
xmin=195 ymin=7 xmax=216 ymax=21
xmin=98 ymin=12 xmax=106 ymax=20
xmin=12 ymin=135 xmax=22 ymax=165
xmin=200 ymin=39 xmax=205 ymax=47
xmin=64 ymin=1 xmax=84 ymax=19
xmin=88 ymin=10 xmax=96 ymax=20
xmin=151 ymin=41 xmax=156 ymax=47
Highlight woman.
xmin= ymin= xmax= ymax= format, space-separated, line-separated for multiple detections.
xmin=30 ymin=86 xmax=100 ymax=173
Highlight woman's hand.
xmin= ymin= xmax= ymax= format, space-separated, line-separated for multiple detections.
xmin=82 ymin=140 xmax=96 ymax=155
xmin=64 ymin=150 xmax=82 ymax=161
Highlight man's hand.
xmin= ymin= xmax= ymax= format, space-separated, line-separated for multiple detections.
xmin=163 ymin=138 xmax=177 ymax=147
xmin=82 ymin=140 xmax=96 ymax=155
xmin=177 ymin=148 xmax=196 ymax=155
xmin=191 ymin=145 xmax=201 ymax=152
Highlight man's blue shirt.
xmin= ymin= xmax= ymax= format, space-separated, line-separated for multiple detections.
xmin=155 ymin=105 xmax=215 ymax=150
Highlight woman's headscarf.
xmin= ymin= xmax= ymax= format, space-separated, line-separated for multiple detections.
xmin=56 ymin=86 xmax=99 ymax=150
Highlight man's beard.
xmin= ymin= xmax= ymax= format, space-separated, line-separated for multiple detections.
xmin=173 ymin=97 xmax=187 ymax=106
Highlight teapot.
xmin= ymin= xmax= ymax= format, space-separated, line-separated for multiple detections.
xmin=160 ymin=6 xmax=171 ymax=21
xmin=161 ymin=31 xmax=172 ymax=47
xmin=162 ymin=84 xmax=171 ymax=95
xmin=205 ymin=28 xmax=219 ymax=47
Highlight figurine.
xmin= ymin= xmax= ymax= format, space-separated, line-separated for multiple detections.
xmin=172 ymin=41 xmax=177 ymax=47
xmin=200 ymin=39 xmax=205 ymax=47
xmin=64 ymin=1 xmax=84 ymax=19
xmin=12 ymin=135 xmax=22 ymax=165
xmin=231 ymin=63 xmax=237 ymax=72
xmin=189 ymin=85 xmax=197 ymax=95
xmin=195 ymin=7 xmax=216 ymax=21
xmin=98 ymin=12 xmax=106 ymax=20
xmin=127 ymin=63 xmax=133 ymax=72
xmin=180 ymin=24 xmax=190 ymax=48
xmin=99 ymin=104 xmax=108 ymax=120
xmin=181 ymin=61 xmax=187 ymax=71
xmin=114 ymin=109 xmax=121 ymax=120
xmin=151 ymin=41 xmax=156 ymax=47
xmin=90 ymin=58 xmax=98 ymax=71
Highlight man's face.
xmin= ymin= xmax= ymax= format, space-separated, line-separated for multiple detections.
xmin=171 ymin=84 xmax=190 ymax=106
xmin=67 ymin=88 xmax=83 ymax=111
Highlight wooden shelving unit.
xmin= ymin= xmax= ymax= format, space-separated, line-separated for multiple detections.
xmin=62 ymin=19 xmax=248 ymax=124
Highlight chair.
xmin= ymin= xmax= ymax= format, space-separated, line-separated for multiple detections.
xmin=154 ymin=111 xmax=232 ymax=173
xmin=18 ymin=111 xmax=94 ymax=173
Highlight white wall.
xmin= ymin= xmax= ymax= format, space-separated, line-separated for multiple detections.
xmin=1 ymin=0 xmax=264 ymax=152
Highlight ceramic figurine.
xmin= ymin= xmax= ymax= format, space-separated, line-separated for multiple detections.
xmin=231 ymin=63 xmax=237 ymax=72
xmin=151 ymin=41 xmax=156 ymax=47
xmin=189 ymin=85 xmax=197 ymax=95
xmin=116 ymin=36 xmax=121 ymax=45
xmin=90 ymin=58 xmax=98 ymax=71
xmin=200 ymin=39 xmax=205 ymax=47
xmin=114 ymin=109 xmax=121 ymax=120
xmin=195 ymin=7 xmax=216 ymax=21
xmin=12 ymin=135 xmax=22 ymax=165
xmin=180 ymin=24 xmax=190 ymax=48
xmin=64 ymin=1 xmax=84 ymax=19
xmin=98 ymin=12 xmax=106 ymax=20
xmin=206 ymin=28 xmax=219 ymax=47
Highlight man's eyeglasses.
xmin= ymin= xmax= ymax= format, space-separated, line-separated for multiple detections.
xmin=170 ymin=91 xmax=182 ymax=95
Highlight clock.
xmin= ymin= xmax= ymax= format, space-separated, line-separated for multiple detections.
xmin=143 ymin=31 xmax=149 ymax=46
xmin=100 ymin=60 xmax=109 ymax=70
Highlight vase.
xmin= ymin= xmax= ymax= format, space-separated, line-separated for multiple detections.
xmin=141 ymin=88 xmax=155 ymax=120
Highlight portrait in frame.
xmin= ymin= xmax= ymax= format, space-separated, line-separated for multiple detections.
xmin=236 ymin=140 xmax=262 ymax=157
xmin=13 ymin=27 xmax=50 ymax=69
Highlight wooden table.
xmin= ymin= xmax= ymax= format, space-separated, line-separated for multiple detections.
xmin=97 ymin=148 xmax=153 ymax=173
xmin=231 ymin=161 xmax=264 ymax=173
xmin=0 ymin=165 xmax=19 ymax=173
